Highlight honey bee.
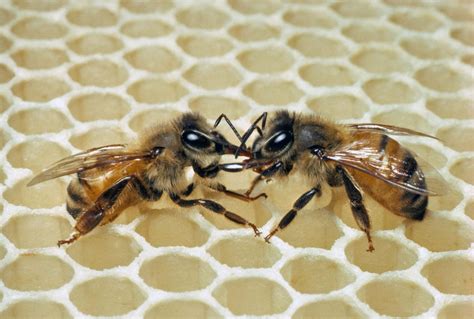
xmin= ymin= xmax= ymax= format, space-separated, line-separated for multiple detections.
xmin=28 ymin=112 xmax=264 ymax=246
xmin=239 ymin=111 xmax=447 ymax=251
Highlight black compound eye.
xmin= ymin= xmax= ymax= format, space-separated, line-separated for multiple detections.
xmin=265 ymin=131 xmax=293 ymax=153
xmin=182 ymin=130 xmax=212 ymax=149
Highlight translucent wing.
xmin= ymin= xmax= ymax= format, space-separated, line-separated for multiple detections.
xmin=28 ymin=144 xmax=152 ymax=186
xmin=346 ymin=123 xmax=437 ymax=139
xmin=325 ymin=137 xmax=448 ymax=196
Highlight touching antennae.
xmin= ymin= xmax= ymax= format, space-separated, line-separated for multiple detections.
xmin=214 ymin=114 xmax=243 ymax=142
xmin=235 ymin=112 xmax=268 ymax=158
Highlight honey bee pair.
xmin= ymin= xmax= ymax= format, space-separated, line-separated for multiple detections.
xmin=28 ymin=111 xmax=447 ymax=251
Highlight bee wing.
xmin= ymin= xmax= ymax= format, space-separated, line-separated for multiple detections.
xmin=346 ymin=123 xmax=437 ymax=140
xmin=27 ymin=144 xmax=152 ymax=186
xmin=325 ymin=141 xmax=449 ymax=196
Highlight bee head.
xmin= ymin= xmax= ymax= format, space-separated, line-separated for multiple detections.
xmin=179 ymin=113 xmax=239 ymax=158
xmin=252 ymin=111 xmax=294 ymax=160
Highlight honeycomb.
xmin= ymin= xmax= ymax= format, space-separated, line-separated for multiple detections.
xmin=0 ymin=0 xmax=473 ymax=317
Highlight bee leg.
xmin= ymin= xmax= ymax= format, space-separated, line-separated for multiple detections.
xmin=169 ymin=193 xmax=261 ymax=237
xmin=209 ymin=183 xmax=267 ymax=202
xmin=245 ymin=160 xmax=283 ymax=196
xmin=181 ymin=183 xmax=195 ymax=197
xmin=264 ymin=186 xmax=321 ymax=243
xmin=58 ymin=176 xmax=132 ymax=247
xmin=338 ymin=167 xmax=374 ymax=252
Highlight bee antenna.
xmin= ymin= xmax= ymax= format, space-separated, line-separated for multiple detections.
xmin=213 ymin=114 xmax=243 ymax=142
xmin=234 ymin=112 xmax=268 ymax=158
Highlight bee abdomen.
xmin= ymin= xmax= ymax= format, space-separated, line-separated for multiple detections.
xmin=66 ymin=179 xmax=92 ymax=219
xmin=399 ymin=152 xmax=428 ymax=220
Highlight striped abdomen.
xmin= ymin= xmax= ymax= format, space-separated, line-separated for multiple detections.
xmin=347 ymin=134 xmax=428 ymax=220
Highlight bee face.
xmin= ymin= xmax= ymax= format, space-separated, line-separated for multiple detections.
xmin=252 ymin=111 xmax=294 ymax=160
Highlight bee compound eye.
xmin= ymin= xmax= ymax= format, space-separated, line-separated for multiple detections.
xmin=182 ymin=130 xmax=212 ymax=149
xmin=265 ymin=131 xmax=293 ymax=153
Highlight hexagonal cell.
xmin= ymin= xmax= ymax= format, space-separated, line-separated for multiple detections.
xmin=121 ymin=19 xmax=172 ymax=38
xmin=12 ymin=0 xmax=65 ymax=11
xmin=70 ymin=277 xmax=146 ymax=316
xmin=7 ymin=139 xmax=69 ymax=172
xmin=389 ymin=11 xmax=443 ymax=32
xmin=66 ymin=7 xmax=117 ymax=27
xmin=69 ymin=127 xmax=129 ymax=150
xmin=0 ymin=7 xmax=14 ymax=25
xmin=450 ymin=157 xmax=474 ymax=185
xmin=283 ymin=9 xmax=337 ymax=28
xmin=288 ymin=33 xmax=349 ymax=58
xmin=228 ymin=22 xmax=279 ymax=42
xmin=428 ymin=186 xmax=463 ymax=212
xmin=300 ymin=63 xmax=356 ymax=87
xmin=189 ymin=96 xmax=249 ymax=120
xmin=127 ymin=78 xmax=188 ymax=104
xmin=0 ymin=34 xmax=12 ymax=53
xmin=4 ymin=178 xmax=66 ymax=209
xmin=136 ymin=208 xmax=209 ymax=247
xmin=212 ymin=277 xmax=291 ymax=316
xmin=176 ymin=5 xmax=228 ymax=29
xmin=11 ymin=48 xmax=68 ymax=70
xmin=466 ymin=201 xmax=474 ymax=220
xmin=0 ymin=243 xmax=6 ymax=260
xmin=0 ymin=300 xmax=71 ymax=319
xmin=334 ymin=194 xmax=405 ymax=231
xmin=228 ymin=0 xmax=280 ymax=15
xmin=403 ymin=143 xmax=447 ymax=170
xmin=2 ymin=215 xmax=71 ymax=249
xmin=415 ymin=65 xmax=471 ymax=93
xmin=438 ymin=5 xmax=474 ymax=22
xmin=68 ymin=60 xmax=128 ymax=87
xmin=125 ymin=46 xmax=180 ymax=73
xmin=331 ymin=1 xmax=384 ymax=18
xmin=243 ymin=79 xmax=303 ymax=105
xmin=145 ymin=300 xmax=222 ymax=319
xmin=177 ymin=35 xmax=233 ymax=58
xmin=400 ymin=37 xmax=454 ymax=60
xmin=372 ymin=111 xmax=433 ymax=133
xmin=11 ymin=17 xmax=67 ymax=39
xmin=129 ymin=109 xmax=181 ymax=133
xmin=237 ymin=47 xmax=293 ymax=74
xmin=345 ymin=236 xmax=417 ymax=273
xmin=0 ymin=168 xmax=5 ymax=183
xmin=281 ymin=255 xmax=355 ymax=294
xmin=438 ymin=301 xmax=474 ymax=319
xmin=183 ymin=64 xmax=242 ymax=90
xmin=405 ymin=214 xmax=474 ymax=252
xmin=11 ymin=78 xmax=70 ymax=102
xmin=363 ymin=78 xmax=420 ymax=105
xmin=68 ymin=93 xmax=130 ymax=122
xmin=68 ymin=33 xmax=123 ymax=55
xmin=293 ymin=299 xmax=365 ymax=319
xmin=307 ymin=94 xmax=368 ymax=120
xmin=8 ymin=108 xmax=71 ymax=135
xmin=427 ymin=98 xmax=474 ymax=120
xmin=437 ymin=126 xmax=474 ymax=152
xmin=208 ymin=236 xmax=281 ymax=268
xmin=357 ymin=279 xmax=434 ymax=316
xmin=461 ymin=54 xmax=474 ymax=67
xmin=451 ymin=27 xmax=474 ymax=47
xmin=422 ymin=256 xmax=473 ymax=295
xmin=140 ymin=254 xmax=216 ymax=292
xmin=0 ymin=64 xmax=13 ymax=83
xmin=120 ymin=0 xmax=173 ymax=13
xmin=66 ymin=232 xmax=141 ymax=270
xmin=342 ymin=23 xmax=397 ymax=43
xmin=351 ymin=48 xmax=411 ymax=74
xmin=0 ymin=128 xmax=8 ymax=149
xmin=1 ymin=254 xmax=73 ymax=291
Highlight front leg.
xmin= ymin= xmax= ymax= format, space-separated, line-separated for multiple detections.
xmin=169 ymin=193 xmax=261 ymax=237
xmin=337 ymin=166 xmax=374 ymax=252
xmin=264 ymin=185 xmax=321 ymax=242
xmin=208 ymin=183 xmax=267 ymax=202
